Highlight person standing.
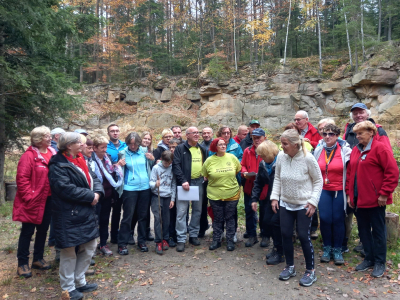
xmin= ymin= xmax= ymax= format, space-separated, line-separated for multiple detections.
xmin=14 ymin=126 xmax=56 ymax=278
xmin=233 ymin=125 xmax=249 ymax=145
xmin=153 ymin=129 xmax=173 ymax=161
xmin=172 ymin=127 xmax=207 ymax=252
xmin=293 ymin=110 xmax=321 ymax=148
xmin=50 ymin=128 xmax=65 ymax=152
xmin=240 ymin=120 xmax=260 ymax=151
xmin=200 ymin=127 xmax=214 ymax=150
xmin=171 ymin=125 xmax=184 ymax=143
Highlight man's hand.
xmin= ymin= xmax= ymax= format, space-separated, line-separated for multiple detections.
xmin=251 ymin=202 xmax=257 ymax=212
xmin=182 ymin=182 xmax=190 ymax=191
xmin=378 ymin=194 xmax=388 ymax=207
xmin=243 ymin=172 xmax=249 ymax=179
xmin=169 ymin=201 xmax=175 ymax=209
xmin=347 ymin=195 xmax=353 ymax=208
xmin=91 ymin=193 xmax=100 ymax=206
xmin=117 ymin=158 xmax=126 ymax=166
xmin=145 ymin=153 xmax=154 ymax=160
xmin=304 ymin=203 xmax=316 ymax=217
xmin=155 ymin=179 xmax=160 ymax=188
xmin=271 ymin=200 xmax=279 ymax=213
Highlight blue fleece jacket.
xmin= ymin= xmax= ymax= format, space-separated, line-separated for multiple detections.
xmin=107 ymin=140 xmax=127 ymax=163
xmin=123 ymin=148 xmax=150 ymax=191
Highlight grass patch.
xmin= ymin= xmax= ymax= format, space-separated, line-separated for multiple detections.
xmin=0 ymin=202 xmax=13 ymax=218
xmin=2 ymin=244 xmax=16 ymax=254
xmin=0 ymin=276 xmax=12 ymax=286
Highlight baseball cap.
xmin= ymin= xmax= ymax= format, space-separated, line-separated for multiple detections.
xmin=350 ymin=103 xmax=368 ymax=111
xmin=50 ymin=128 xmax=65 ymax=135
xmin=249 ymin=119 xmax=260 ymax=126
xmin=251 ymin=128 xmax=265 ymax=137
xmin=74 ymin=129 xmax=88 ymax=135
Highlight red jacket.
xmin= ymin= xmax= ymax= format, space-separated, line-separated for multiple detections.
xmin=304 ymin=122 xmax=321 ymax=148
xmin=345 ymin=139 xmax=398 ymax=208
xmin=13 ymin=146 xmax=56 ymax=224
xmin=241 ymin=146 xmax=267 ymax=197
xmin=233 ymin=135 xmax=241 ymax=144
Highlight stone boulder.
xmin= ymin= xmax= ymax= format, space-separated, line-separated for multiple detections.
xmin=161 ymin=88 xmax=172 ymax=102
xmin=355 ymin=85 xmax=393 ymax=98
xmin=393 ymin=83 xmax=400 ymax=95
xmin=200 ymin=94 xmax=243 ymax=126
xmin=187 ymin=89 xmax=201 ymax=101
xmin=153 ymin=78 xmax=170 ymax=90
xmin=352 ymin=68 xmax=398 ymax=86
xmin=124 ymin=87 xmax=151 ymax=104
xmin=318 ymin=80 xmax=351 ymax=93
xmin=107 ymin=90 xmax=120 ymax=103
xmin=298 ymin=83 xmax=320 ymax=96
xmin=146 ymin=113 xmax=192 ymax=128
xmin=377 ymin=95 xmax=400 ymax=124
xmin=199 ymin=84 xmax=221 ymax=96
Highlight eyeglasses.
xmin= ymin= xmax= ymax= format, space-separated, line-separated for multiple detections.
xmin=187 ymin=131 xmax=199 ymax=135
xmin=217 ymin=144 xmax=226 ymax=147
xmin=163 ymin=135 xmax=173 ymax=139
xmin=322 ymin=132 xmax=336 ymax=137
xmin=221 ymin=132 xmax=230 ymax=135
xmin=294 ymin=118 xmax=306 ymax=122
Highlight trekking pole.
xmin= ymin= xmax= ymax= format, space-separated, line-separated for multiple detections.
xmin=157 ymin=174 xmax=163 ymax=241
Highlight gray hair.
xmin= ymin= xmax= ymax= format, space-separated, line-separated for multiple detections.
xmin=58 ymin=132 xmax=82 ymax=152
xmin=296 ymin=110 xmax=309 ymax=119
xmin=185 ymin=126 xmax=197 ymax=135
xmin=350 ymin=109 xmax=371 ymax=121
xmin=30 ymin=126 xmax=51 ymax=147
xmin=281 ymin=129 xmax=307 ymax=157
xmin=202 ymin=127 xmax=213 ymax=134
xmin=317 ymin=118 xmax=335 ymax=127
xmin=125 ymin=132 xmax=142 ymax=146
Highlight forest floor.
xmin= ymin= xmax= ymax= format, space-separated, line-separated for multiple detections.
xmin=0 ymin=201 xmax=400 ymax=300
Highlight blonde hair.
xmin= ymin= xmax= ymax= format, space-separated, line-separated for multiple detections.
xmin=93 ymin=136 xmax=109 ymax=147
xmin=317 ymin=118 xmax=335 ymax=128
xmin=281 ymin=129 xmax=307 ymax=157
xmin=161 ymin=128 xmax=173 ymax=137
xmin=80 ymin=134 xmax=87 ymax=144
xmin=353 ymin=120 xmax=377 ymax=136
xmin=256 ymin=140 xmax=279 ymax=162
xmin=30 ymin=126 xmax=50 ymax=147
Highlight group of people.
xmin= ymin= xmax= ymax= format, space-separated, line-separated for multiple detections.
xmin=12 ymin=102 xmax=399 ymax=299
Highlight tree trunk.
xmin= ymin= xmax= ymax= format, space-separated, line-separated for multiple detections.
xmin=388 ymin=0 xmax=392 ymax=41
xmin=283 ymin=0 xmax=292 ymax=66
xmin=79 ymin=43 xmax=83 ymax=83
xmin=360 ymin=0 xmax=365 ymax=61
xmin=0 ymin=27 xmax=6 ymax=205
xmin=386 ymin=212 xmax=399 ymax=245
xmin=343 ymin=0 xmax=353 ymax=68
xmin=378 ymin=0 xmax=382 ymax=41
xmin=317 ymin=0 xmax=322 ymax=75
xmin=233 ymin=0 xmax=237 ymax=72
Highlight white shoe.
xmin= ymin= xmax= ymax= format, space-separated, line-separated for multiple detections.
xmin=233 ymin=233 xmax=238 ymax=243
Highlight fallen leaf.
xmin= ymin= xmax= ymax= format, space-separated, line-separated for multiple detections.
xmin=31 ymin=287 xmax=36 ymax=293
xmin=140 ymin=270 xmax=145 ymax=274
xmin=47 ymin=287 xmax=54 ymax=290
xmin=2 ymin=295 xmax=8 ymax=299
xmin=116 ymin=281 xmax=122 ymax=288
xmin=60 ymin=290 xmax=70 ymax=300
xmin=353 ymin=289 xmax=360 ymax=294
xmin=334 ymin=279 xmax=338 ymax=282
xmin=174 ymin=296 xmax=179 ymax=299
xmin=343 ymin=294 xmax=348 ymax=298
xmin=148 ymin=278 xmax=153 ymax=285
xmin=359 ymin=277 xmax=363 ymax=281
xmin=384 ymin=285 xmax=390 ymax=287
xmin=140 ymin=282 xmax=147 ymax=286
xmin=92 ymin=292 xmax=98 ymax=296
xmin=391 ymin=253 xmax=396 ymax=256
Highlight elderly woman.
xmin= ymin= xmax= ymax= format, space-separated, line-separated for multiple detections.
xmin=48 ymin=132 xmax=104 ymax=300
xmin=251 ymin=141 xmax=283 ymax=265
xmin=346 ymin=121 xmax=398 ymax=278
xmin=91 ymin=136 xmax=123 ymax=257
xmin=153 ymin=128 xmax=173 ymax=161
xmin=313 ymin=124 xmax=352 ymax=265
xmin=317 ymin=118 xmax=335 ymax=136
xmin=13 ymin=126 xmax=56 ymax=278
xmin=271 ymin=129 xmax=323 ymax=286
xmin=116 ymin=132 xmax=154 ymax=255
xmin=202 ymin=138 xmax=241 ymax=251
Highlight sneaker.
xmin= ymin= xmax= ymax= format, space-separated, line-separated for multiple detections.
xmin=155 ymin=243 xmax=163 ymax=255
xmin=138 ymin=243 xmax=149 ymax=252
xmin=168 ymin=238 xmax=177 ymax=248
xmin=299 ymin=270 xmax=317 ymax=287
xmin=320 ymin=246 xmax=332 ymax=263
xmin=99 ymin=245 xmax=113 ymax=256
xmin=353 ymin=242 xmax=363 ymax=253
xmin=260 ymin=237 xmax=270 ymax=248
xmin=267 ymin=252 xmax=285 ymax=265
xmin=233 ymin=233 xmax=238 ymax=243
xmin=266 ymin=248 xmax=277 ymax=260
xmin=371 ymin=263 xmax=385 ymax=278
xmin=128 ymin=234 xmax=136 ymax=245
xmin=76 ymin=283 xmax=98 ymax=293
xmin=90 ymin=259 xmax=95 ymax=266
xmin=68 ymin=289 xmax=84 ymax=300
xmin=279 ymin=265 xmax=296 ymax=281
xmin=332 ymin=247 xmax=344 ymax=265
xmin=162 ymin=240 xmax=169 ymax=250
xmin=146 ymin=232 xmax=155 ymax=241
xmin=227 ymin=240 xmax=235 ymax=251
xmin=310 ymin=231 xmax=318 ymax=240
xmin=355 ymin=260 xmax=374 ymax=272
xmin=17 ymin=265 xmax=32 ymax=278
xmin=176 ymin=242 xmax=185 ymax=252
xmin=245 ymin=236 xmax=259 ymax=247
xmin=32 ymin=259 xmax=51 ymax=270
xmin=118 ymin=246 xmax=129 ymax=255
xmin=359 ymin=249 xmax=366 ymax=258
xmin=189 ymin=237 xmax=201 ymax=246
xmin=209 ymin=240 xmax=221 ymax=250
xmin=85 ymin=269 xmax=95 ymax=276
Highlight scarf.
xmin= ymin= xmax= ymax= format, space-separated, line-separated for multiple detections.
xmin=264 ymin=155 xmax=278 ymax=176
xmin=32 ymin=146 xmax=57 ymax=163
xmin=92 ymin=153 xmax=123 ymax=188
xmin=63 ymin=152 xmax=91 ymax=187
xmin=322 ymin=140 xmax=337 ymax=156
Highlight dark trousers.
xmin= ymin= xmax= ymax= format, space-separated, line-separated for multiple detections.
xmin=110 ymin=195 xmax=123 ymax=241
xmin=131 ymin=202 xmax=151 ymax=236
xmin=259 ymin=200 xmax=273 ymax=238
xmin=169 ymin=204 xmax=177 ymax=241
xmin=210 ymin=200 xmax=238 ymax=241
xmin=311 ymin=209 xmax=319 ymax=232
xmin=151 ymin=195 xmax=171 ymax=243
xmin=244 ymin=193 xmax=257 ymax=237
xmin=17 ymin=197 xmax=52 ymax=266
xmin=199 ymin=182 xmax=209 ymax=234
xmin=263 ymin=200 xmax=282 ymax=253
xmin=280 ymin=206 xmax=314 ymax=270
xmin=356 ymin=206 xmax=387 ymax=264
xmin=118 ymin=189 xmax=151 ymax=246
xmin=318 ymin=190 xmax=345 ymax=248
xmin=96 ymin=196 xmax=113 ymax=247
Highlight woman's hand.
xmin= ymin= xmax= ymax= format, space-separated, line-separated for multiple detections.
xmin=347 ymin=195 xmax=353 ymax=208
xmin=304 ymin=203 xmax=316 ymax=217
xmin=251 ymin=202 xmax=258 ymax=212
xmin=169 ymin=201 xmax=175 ymax=209
xmin=271 ymin=200 xmax=279 ymax=213
xmin=378 ymin=195 xmax=388 ymax=207
xmin=145 ymin=153 xmax=154 ymax=160
xmin=243 ymin=172 xmax=249 ymax=179
xmin=116 ymin=158 xmax=126 ymax=166
xmin=91 ymin=193 xmax=100 ymax=206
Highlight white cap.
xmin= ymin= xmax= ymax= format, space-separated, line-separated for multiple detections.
xmin=50 ymin=128 xmax=65 ymax=135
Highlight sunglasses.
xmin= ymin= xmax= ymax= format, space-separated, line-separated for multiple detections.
xmin=322 ymin=132 xmax=337 ymax=137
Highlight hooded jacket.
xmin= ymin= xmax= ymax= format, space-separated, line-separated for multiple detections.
xmin=304 ymin=122 xmax=321 ymax=149
xmin=240 ymin=132 xmax=253 ymax=151
xmin=241 ymin=145 xmax=264 ymax=195
xmin=251 ymin=158 xmax=277 ymax=203
xmin=107 ymin=140 xmax=127 ymax=163
xmin=153 ymin=141 xmax=169 ymax=161
xmin=149 ymin=161 xmax=177 ymax=201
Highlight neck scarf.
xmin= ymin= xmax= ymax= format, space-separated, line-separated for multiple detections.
xmin=63 ymin=152 xmax=91 ymax=187
xmin=92 ymin=153 xmax=123 ymax=188
xmin=264 ymin=155 xmax=278 ymax=176
xmin=323 ymin=141 xmax=337 ymax=156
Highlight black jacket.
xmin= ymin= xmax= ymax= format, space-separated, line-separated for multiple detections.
xmin=240 ymin=133 xmax=253 ymax=151
xmin=48 ymin=152 xmax=104 ymax=249
xmin=172 ymin=140 xmax=207 ymax=185
xmin=153 ymin=144 xmax=168 ymax=162
xmin=251 ymin=161 xmax=276 ymax=203
xmin=344 ymin=118 xmax=388 ymax=149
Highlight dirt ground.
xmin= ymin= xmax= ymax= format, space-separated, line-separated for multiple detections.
xmin=0 ymin=204 xmax=400 ymax=300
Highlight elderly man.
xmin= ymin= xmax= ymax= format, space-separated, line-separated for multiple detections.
xmin=50 ymin=128 xmax=65 ymax=152
xmin=171 ymin=125 xmax=184 ymax=143
xmin=240 ymin=120 xmax=261 ymax=151
xmin=234 ymin=125 xmax=249 ymax=145
xmin=200 ymin=127 xmax=213 ymax=151
xmin=294 ymin=110 xmax=321 ymax=148
xmin=172 ymin=127 xmax=207 ymax=252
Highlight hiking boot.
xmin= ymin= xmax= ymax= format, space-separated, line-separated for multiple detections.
xmin=353 ymin=242 xmax=363 ymax=253
xmin=355 ymin=260 xmax=374 ymax=272
xmin=146 ymin=232 xmax=154 ymax=241
xmin=245 ymin=236 xmax=259 ymax=247
xmin=138 ymin=243 xmax=149 ymax=252
xmin=233 ymin=233 xmax=238 ymax=243
xmin=227 ymin=240 xmax=235 ymax=251
xmin=162 ymin=240 xmax=169 ymax=250
xmin=155 ymin=243 xmax=163 ymax=255
xmin=209 ymin=240 xmax=221 ymax=251
xmin=310 ymin=231 xmax=318 ymax=240
xmin=299 ymin=270 xmax=317 ymax=287
xmin=32 ymin=259 xmax=51 ymax=270
xmin=99 ymin=245 xmax=113 ymax=256
xmin=332 ymin=247 xmax=344 ymax=265
xmin=118 ymin=246 xmax=129 ymax=255
xmin=189 ymin=237 xmax=201 ymax=246
xmin=76 ymin=283 xmax=98 ymax=293
xmin=371 ymin=263 xmax=386 ymax=278
xmin=168 ymin=238 xmax=177 ymax=248
xmin=90 ymin=259 xmax=95 ymax=266
xmin=266 ymin=248 xmax=277 ymax=259
xmin=260 ymin=237 xmax=270 ymax=248
xmin=359 ymin=249 xmax=366 ymax=258
xmin=176 ymin=242 xmax=185 ymax=252
xmin=267 ymin=252 xmax=285 ymax=265
xmin=85 ymin=269 xmax=95 ymax=276
xmin=128 ymin=234 xmax=136 ymax=245
xmin=17 ymin=265 xmax=32 ymax=278
xmin=279 ymin=265 xmax=296 ymax=281
xmin=320 ymin=246 xmax=332 ymax=263
xmin=68 ymin=289 xmax=83 ymax=300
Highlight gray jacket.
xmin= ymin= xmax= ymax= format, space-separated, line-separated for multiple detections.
xmin=149 ymin=161 xmax=177 ymax=201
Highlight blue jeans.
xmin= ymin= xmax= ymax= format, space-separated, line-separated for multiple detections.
xmin=244 ymin=193 xmax=257 ymax=237
xmin=318 ymin=190 xmax=345 ymax=248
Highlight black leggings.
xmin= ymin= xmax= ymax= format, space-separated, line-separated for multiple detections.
xmin=280 ymin=206 xmax=314 ymax=270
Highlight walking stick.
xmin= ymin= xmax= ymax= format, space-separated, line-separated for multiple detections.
xmin=157 ymin=173 xmax=163 ymax=242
